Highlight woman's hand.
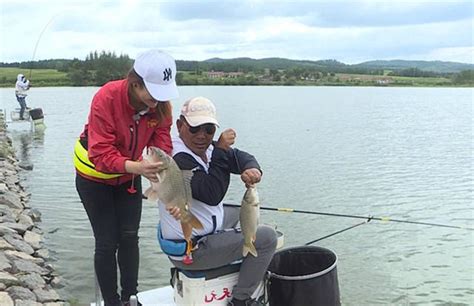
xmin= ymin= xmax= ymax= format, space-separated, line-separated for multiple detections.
xmin=241 ymin=168 xmax=262 ymax=188
xmin=125 ymin=159 xmax=165 ymax=182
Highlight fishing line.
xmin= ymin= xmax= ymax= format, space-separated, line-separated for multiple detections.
xmin=223 ymin=203 xmax=473 ymax=230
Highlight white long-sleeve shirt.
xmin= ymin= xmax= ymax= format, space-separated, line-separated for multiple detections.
xmin=15 ymin=74 xmax=30 ymax=97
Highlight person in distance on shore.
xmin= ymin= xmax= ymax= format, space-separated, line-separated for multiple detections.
xmin=15 ymin=73 xmax=30 ymax=120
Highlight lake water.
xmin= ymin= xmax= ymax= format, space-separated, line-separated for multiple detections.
xmin=1 ymin=86 xmax=473 ymax=305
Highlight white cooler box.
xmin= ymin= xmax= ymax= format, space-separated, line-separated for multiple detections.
xmin=171 ymin=262 xmax=264 ymax=306
xmin=170 ymin=230 xmax=283 ymax=305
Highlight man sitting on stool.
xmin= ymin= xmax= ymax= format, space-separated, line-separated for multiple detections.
xmin=159 ymin=97 xmax=277 ymax=306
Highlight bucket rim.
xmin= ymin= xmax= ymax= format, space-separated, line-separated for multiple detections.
xmin=268 ymin=246 xmax=338 ymax=281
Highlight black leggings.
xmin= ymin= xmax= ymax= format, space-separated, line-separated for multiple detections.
xmin=76 ymin=174 xmax=142 ymax=305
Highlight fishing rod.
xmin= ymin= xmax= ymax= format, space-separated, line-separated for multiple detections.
xmin=223 ymin=203 xmax=473 ymax=230
xmin=29 ymin=14 xmax=59 ymax=80
xmin=305 ymin=219 xmax=371 ymax=245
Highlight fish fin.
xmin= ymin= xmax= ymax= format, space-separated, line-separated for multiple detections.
xmin=143 ymin=186 xmax=159 ymax=201
xmin=156 ymin=171 xmax=165 ymax=183
xmin=181 ymin=170 xmax=194 ymax=200
xmin=189 ymin=213 xmax=203 ymax=229
xmin=181 ymin=222 xmax=193 ymax=243
xmin=243 ymin=242 xmax=258 ymax=257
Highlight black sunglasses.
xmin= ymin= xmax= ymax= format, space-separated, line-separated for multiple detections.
xmin=182 ymin=118 xmax=216 ymax=135
xmin=188 ymin=123 xmax=216 ymax=135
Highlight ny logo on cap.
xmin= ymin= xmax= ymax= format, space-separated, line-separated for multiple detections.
xmin=163 ymin=68 xmax=172 ymax=81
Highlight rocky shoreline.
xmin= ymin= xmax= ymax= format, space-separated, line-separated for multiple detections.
xmin=0 ymin=111 xmax=67 ymax=305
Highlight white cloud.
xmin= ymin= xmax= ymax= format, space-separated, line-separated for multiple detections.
xmin=417 ymin=46 xmax=474 ymax=63
xmin=0 ymin=0 xmax=472 ymax=63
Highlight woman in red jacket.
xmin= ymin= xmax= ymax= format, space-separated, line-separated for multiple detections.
xmin=74 ymin=49 xmax=179 ymax=306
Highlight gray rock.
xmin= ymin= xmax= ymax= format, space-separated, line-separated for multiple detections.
xmin=11 ymin=258 xmax=48 ymax=275
xmin=23 ymin=230 xmax=42 ymax=249
xmin=22 ymin=201 xmax=31 ymax=209
xmin=0 ymin=215 xmax=16 ymax=223
xmin=0 ymin=160 xmax=16 ymax=171
xmin=27 ymin=208 xmax=42 ymax=222
xmin=4 ymin=175 xmax=19 ymax=187
xmin=0 ymin=225 xmax=17 ymax=236
xmin=0 ymin=251 xmax=12 ymax=271
xmin=5 ymin=250 xmax=44 ymax=264
xmin=0 ymin=271 xmax=19 ymax=286
xmin=18 ymin=214 xmax=34 ymax=230
xmin=50 ymin=275 xmax=65 ymax=289
xmin=3 ymin=235 xmax=34 ymax=254
xmin=19 ymin=190 xmax=31 ymax=198
xmin=5 ymin=207 xmax=22 ymax=220
xmin=0 ymin=292 xmax=13 ymax=306
xmin=7 ymin=286 xmax=36 ymax=301
xmin=31 ymin=227 xmax=43 ymax=235
xmin=18 ymin=162 xmax=33 ymax=170
xmin=2 ymin=222 xmax=29 ymax=235
xmin=0 ymin=182 xmax=8 ymax=193
xmin=0 ymin=236 xmax=15 ymax=250
xmin=35 ymin=248 xmax=49 ymax=259
xmin=14 ymin=300 xmax=42 ymax=306
xmin=0 ymin=192 xmax=23 ymax=209
xmin=0 ymin=205 xmax=16 ymax=219
xmin=18 ymin=273 xmax=46 ymax=290
xmin=43 ymin=263 xmax=55 ymax=274
xmin=33 ymin=288 xmax=60 ymax=303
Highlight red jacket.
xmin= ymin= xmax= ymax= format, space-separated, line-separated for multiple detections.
xmin=78 ymin=79 xmax=172 ymax=185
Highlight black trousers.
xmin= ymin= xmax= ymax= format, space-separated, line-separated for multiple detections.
xmin=76 ymin=174 xmax=142 ymax=305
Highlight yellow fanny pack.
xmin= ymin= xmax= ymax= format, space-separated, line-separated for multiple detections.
xmin=73 ymin=139 xmax=123 ymax=180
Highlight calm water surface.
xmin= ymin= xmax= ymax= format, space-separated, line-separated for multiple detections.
xmin=1 ymin=86 xmax=473 ymax=305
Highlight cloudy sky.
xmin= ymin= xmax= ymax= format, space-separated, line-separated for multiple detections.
xmin=1 ymin=0 xmax=473 ymax=64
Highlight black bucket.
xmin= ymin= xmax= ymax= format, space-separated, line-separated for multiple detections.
xmin=29 ymin=108 xmax=44 ymax=120
xmin=267 ymin=246 xmax=340 ymax=306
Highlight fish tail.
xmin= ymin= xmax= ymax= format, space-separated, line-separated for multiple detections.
xmin=189 ymin=213 xmax=204 ymax=229
xmin=143 ymin=187 xmax=159 ymax=201
xmin=243 ymin=241 xmax=258 ymax=257
xmin=181 ymin=222 xmax=193 ymax=242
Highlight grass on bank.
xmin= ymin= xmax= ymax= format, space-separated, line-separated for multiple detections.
xmin=0 ymin=67 xmax=70 ymax=87
xmin=0 ymin=67 xmax=467 ymax=88
xmin=335 ymin=73 xmax=452 ymax=86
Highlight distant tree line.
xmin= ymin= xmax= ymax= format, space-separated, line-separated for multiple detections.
xmin=0 ymin=51 xmax=472 ymax=86
xmin=452 ymin=70 xmax=474 ymax=84
xmin=387 ymin=67 xmax=473 ymax=84
xmin=176 ymin=58 xmax=385 ymax=75
xmin=65 ymin=51 xmax=133 ymax=86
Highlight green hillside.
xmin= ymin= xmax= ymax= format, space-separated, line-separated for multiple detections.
xmin=354 ymin=60 xmax=473 ymax=73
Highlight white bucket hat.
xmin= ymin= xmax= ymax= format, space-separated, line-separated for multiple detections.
xmin=133 ymin=49 xmax=179 ymax=101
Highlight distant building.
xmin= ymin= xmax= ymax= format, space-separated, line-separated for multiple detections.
xmin=376 ymin=78 xmax=392 ymax=84
xmin=207 ymin=71 xmax=226 ymax=78
xmin=206 ymin=71 xmax=244 ymax=78
xmin=227 ymin=72 xmax=243 ymax=78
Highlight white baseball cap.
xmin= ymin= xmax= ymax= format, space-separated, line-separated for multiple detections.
xmin=181 ymin=97 xmax=220 ymax=127
xmin=133 ymin=50 xmax=179 ymax=101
